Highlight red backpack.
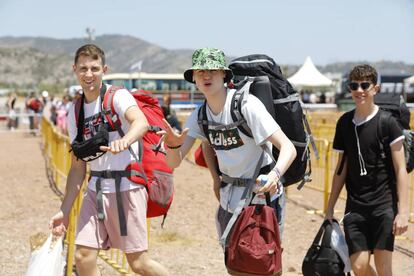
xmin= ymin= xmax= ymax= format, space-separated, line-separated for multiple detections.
xmin=27 ymin=98 xmax=42 ymax=112
xmin=226 ymin=196 xmax=282 ymax=276
xmin=103 ymin=87 xmax=174 ymax=218
xmin=75 ymin=86 xmax=174 ymax=219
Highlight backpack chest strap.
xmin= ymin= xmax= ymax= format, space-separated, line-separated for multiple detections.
xmin=273 ymin=93 xmax=300 ymax=104
xmin=198 ymin=118 xmax=247 ymax=132
xmin=221 ymin=174 xmax=251 ymax=187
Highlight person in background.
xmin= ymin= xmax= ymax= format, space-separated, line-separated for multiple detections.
xmin=41 ymin=90 xmax=49 ymax=107
xmin=325 ymin=64 xmax=408 ymax=276
xmin=7 ymin=91 xmax=18 ymax=130
xmin=25 ymin=91 xmax=43 ymax=135
xmin=55 ymin=96 xmax=71 ymax=134
xmin=161 ymin=93 xmax=182 ymax=133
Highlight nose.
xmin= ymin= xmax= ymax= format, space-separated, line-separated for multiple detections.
xmin=84 ymin=69 xmax=93 ymax=77
xmin=356 ymin=86 xmax=365 ymax=93
xmin=203 ymin=71 xmax=212 ymax=79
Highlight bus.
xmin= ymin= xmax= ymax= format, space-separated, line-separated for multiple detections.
xmin=102 ymin=72 xmax=203 ymax=107
xmin=335 ymin=74 xmax=414 ymax=110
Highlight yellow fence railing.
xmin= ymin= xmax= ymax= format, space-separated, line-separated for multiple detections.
xmin=40 ymin=110 xmax=414 ymax=275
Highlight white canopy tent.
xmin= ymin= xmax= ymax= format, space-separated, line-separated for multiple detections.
xmin=288 ymin=56 xmax=333 ymax=87
xmin=404 ymin=75 xmax=414 ymax=84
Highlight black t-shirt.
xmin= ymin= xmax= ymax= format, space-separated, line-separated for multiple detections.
xmin=333 ymin=108 xmax=403 ymax=211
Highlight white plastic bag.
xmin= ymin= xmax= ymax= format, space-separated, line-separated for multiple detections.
xmin=26 ymin=234 xmax=65 ymax=276
xmin=331 ymin=221 xmax=351 ymax=273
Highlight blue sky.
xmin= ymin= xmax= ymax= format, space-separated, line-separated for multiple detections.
xmin=0 ymin=0 xmax=413 ymax=65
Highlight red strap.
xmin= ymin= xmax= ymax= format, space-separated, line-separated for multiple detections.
xmin=102 ymin=85 xmax=123 ymax=130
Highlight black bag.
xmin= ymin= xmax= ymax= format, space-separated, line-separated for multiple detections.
xmin=71 ymin=125 xmax=109 ymax=162
xmin=228 ymin=54 xmax=318 ymax=188
xmin=302 ymin=220 xmax=347 ymax=276
xmin=374 ymin=93 xmax=410 ymax=129
xmin=375 ymin=93 xmax=414 ymax=173
xmin=70 ymin=94 xmax=109 ymax=162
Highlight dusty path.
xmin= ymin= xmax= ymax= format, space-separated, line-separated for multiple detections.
xmin=1 ymin=131 xmax=413 ymax=275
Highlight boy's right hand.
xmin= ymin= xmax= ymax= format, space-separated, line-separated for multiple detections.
xmin=324 ymin=208 xmax=334 ymax=222
xmin=213 ymin=177 xmax=221 ymax=202
xmin=49 ymin=210 xmax=68 ymax=236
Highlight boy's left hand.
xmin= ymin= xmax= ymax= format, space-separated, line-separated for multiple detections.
xmin=256 ymin=170 xmax=280 ymax=195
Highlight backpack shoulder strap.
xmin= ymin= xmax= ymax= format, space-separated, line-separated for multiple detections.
xmin=102 ymin=85 xmax=123 ymax=132
xmin=377 ymin=110 xmax=392 ymax=159
xmin=102 ymin=85 xmax=148 ymax=183
xmin=336 ymin=110 xmax=355 ymax=175
xmin=230 ymin=79 xmax=255 ymax=137
xmin=197 ymin=100 xmax=210 ymax=140
xmin=74 ymin=95 xmax=85 ymax=141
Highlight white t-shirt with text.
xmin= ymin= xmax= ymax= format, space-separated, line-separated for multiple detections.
xmin=67 ymin=84 xmax=144 ymax=193
xmin=185 ymin=89 xmax=281 ymax=212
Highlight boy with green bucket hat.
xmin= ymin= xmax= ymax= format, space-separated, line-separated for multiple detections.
xmin=159 ymin=47 xmax=297 ymax=270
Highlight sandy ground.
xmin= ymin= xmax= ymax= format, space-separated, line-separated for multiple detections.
xmin=1 ymin=131 xmax=413 ymax=276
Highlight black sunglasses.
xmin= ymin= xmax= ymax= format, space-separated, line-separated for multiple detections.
xmin=348 ymin=82 xmax=372 ymax=91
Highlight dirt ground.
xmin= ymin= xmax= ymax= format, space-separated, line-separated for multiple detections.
xmin=1 ymin=131 xmax=414 ymax=276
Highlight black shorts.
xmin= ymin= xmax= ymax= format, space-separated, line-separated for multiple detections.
xmin=343 ymin=207 xmax=396 ymax=255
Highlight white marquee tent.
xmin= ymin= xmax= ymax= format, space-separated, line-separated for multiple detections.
xmin=404 ymin=75 xmax=414 ymax=84
xmin=288 ymin=56 xmax=333 ymax=87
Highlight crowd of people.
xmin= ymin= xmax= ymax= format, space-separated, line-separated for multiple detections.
xmin=42 ymin=43 xmax=409 ymax=276
xmin=4 ymin=89 xmax=77 ymax=135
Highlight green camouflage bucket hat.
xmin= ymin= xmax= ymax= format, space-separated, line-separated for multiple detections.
xmin=184 ymin=48 xmax=233 ymax=83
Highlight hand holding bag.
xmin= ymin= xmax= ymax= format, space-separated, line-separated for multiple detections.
xmin=26 ymin=234 xmax=65 ymax=276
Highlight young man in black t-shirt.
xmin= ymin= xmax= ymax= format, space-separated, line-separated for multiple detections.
xmin=325 ymin=64 xmax=409 ymax=276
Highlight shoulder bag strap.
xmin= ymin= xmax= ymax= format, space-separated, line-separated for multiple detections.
xmin=219 ymin=152 xmax=265 ymax=247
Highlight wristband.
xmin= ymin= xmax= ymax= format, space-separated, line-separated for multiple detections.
xmin=166 ymin=144 xmax=182 ymax=149
xmin=272 ymin=167 xmax=281 ymax=180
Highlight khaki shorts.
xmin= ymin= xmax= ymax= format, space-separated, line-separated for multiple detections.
xmin=76 ymin=188 xmax=148 ymax=253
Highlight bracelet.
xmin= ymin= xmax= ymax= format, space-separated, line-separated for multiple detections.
xmin=166 ymin=144 xmax=182 ymax=149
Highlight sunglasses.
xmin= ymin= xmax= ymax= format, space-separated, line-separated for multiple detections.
xmin=348 ymin=82 xmax=372 ymax=91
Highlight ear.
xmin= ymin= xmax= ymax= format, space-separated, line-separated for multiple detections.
xmin=103 ymin=65 xmax=108 ymax=74
xmin=373 ymin=84 xmax=380 ymax=94
xmin=72 ymin=64 xmax=76 ymax=72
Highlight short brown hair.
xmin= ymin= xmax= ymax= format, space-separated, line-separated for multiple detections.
xmin=74 ymin=44 xmax=105 ymax=65
xmin=349 ymin=64 xmax=378 ymax=84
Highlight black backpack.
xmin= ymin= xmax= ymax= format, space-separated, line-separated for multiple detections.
xmin=375 ymin=93 xmax=414 ymax=173
xmin=228 ymin=54 xmax=318 ymax=188
xmin=302 ymin=220 xmax=349 ymax=276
